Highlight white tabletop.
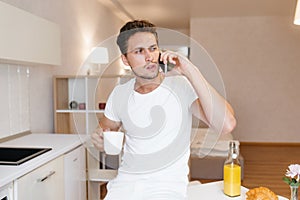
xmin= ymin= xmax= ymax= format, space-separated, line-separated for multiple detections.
xmin=187 ymin=181 xmax=288 ymax=200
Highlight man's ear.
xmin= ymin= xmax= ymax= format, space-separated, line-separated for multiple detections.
xmin=121 ymin=54 xmax=130 ymax=66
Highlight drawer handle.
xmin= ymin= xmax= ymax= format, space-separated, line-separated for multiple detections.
xmin=37 ymin=171 xmax=56 ymax=182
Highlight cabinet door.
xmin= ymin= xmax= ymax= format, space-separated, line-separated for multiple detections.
xmin=16 ymin=156 xmax=64 ymax=200
xmin=64 ymin=145 xmax=86 ymax=200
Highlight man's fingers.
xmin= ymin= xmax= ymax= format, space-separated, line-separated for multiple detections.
xmin=91 ymin=128 xmax=104 ymax=151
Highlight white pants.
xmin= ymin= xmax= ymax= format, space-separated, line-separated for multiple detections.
xmin=104 ymin=171 xmax=188 ymax=200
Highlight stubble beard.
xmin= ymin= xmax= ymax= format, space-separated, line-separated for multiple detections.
xmin=131 ymin=63 xmax=160 ymax=80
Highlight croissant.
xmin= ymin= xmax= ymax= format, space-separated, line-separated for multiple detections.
xmin=246 ymin=187 xmax=278 ymax=200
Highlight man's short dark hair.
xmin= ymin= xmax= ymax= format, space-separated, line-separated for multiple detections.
xmin=117 ymin=20 xmax=158 ymax=55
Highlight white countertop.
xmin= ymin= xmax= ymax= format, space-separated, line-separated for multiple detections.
xmin=0 ymin=133 xmax=88 ymax=187
xmin=187 ymin=181 xmax=288 ymax=200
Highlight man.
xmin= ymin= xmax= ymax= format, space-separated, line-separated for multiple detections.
xmin=92 ymin=20 xmax=236 ymax=199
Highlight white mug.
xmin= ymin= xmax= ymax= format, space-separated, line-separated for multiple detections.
xmin=103 ymin=131 xmax=124 ymax=155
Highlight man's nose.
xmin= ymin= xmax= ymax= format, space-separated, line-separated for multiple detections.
xmin=144 ymin=49 xmax=154 ymax=62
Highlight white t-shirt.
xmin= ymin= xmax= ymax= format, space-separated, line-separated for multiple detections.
xmin=105 ymin=75 xmax=197 ymax=177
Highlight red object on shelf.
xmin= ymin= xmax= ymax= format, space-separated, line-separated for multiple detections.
xmin=99 ymin=102 xmax=106 ymax=110
xmin=79 ymin=103 xmax=86 ymax=110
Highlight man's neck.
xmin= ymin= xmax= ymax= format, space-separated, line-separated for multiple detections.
xmin=134 ymin=73 xmax=164 ymax=94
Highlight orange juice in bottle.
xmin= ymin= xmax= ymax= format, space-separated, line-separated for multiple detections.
xmin=223 ymin=141 xmax=241 ymax=197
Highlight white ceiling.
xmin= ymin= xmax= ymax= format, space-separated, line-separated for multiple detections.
xmin=101 ymin=0 xmax=297 ymax=30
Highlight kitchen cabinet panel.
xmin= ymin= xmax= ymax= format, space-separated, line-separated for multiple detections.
xmin=0 ymin=182 xmax=13 ymax=200
xmin=64 ymin=145 xmax=87 ymax=200
xmin=0 ymin=1 xmax=61 ymax=66
xmin=16 ymin=155 xmax=64 ymax=200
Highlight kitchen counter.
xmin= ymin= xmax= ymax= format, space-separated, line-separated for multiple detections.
xmin=0 ymin=133 xmax=88 ymax=187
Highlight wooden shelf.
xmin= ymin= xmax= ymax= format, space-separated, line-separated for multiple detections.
xmin=56 ymin=109 xmax=105 ymax=113
xmin=88 ymin=110 xmax=105 ymax=113
xmin=53 ymin=75 xmax=123 ymax=134
xmin=56 ymin=110 xmax=86 ymax=113
xmin=88 ymin=169 xmax=117 ymax=182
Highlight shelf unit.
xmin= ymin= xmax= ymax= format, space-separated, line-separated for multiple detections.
xmin=53 ymin=75 xmax=133 ymax=199
xmin=53 ymin=75 xmax=126 ymax=135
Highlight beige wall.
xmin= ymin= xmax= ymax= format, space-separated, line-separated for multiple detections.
xmin=0 ymin=0 xmax=124 ymax=133
xmin=191 ymin=16 xmax=300 ymax=142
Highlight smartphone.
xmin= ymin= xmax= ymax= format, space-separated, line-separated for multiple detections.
xmin=158 ymin=52 xmax=166 ymax=72
xmin=158 ymin=52 xmax=175 ymax=73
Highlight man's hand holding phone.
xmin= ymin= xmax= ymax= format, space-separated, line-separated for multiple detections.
xmin=159 ymin=50 xmax=193 ymax=77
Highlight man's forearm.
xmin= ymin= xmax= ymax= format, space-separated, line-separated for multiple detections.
xmin=185 ymin=64 xmax=236 ymax=134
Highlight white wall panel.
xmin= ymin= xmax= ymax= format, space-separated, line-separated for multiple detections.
xmin=0 ymin=64 xmax=30 ymax=139
xmin=0 ymin=64 xmax=10 ymax=138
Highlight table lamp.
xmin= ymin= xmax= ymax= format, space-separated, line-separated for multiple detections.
xmin=88 ymin=47 xmax=109 ymax=75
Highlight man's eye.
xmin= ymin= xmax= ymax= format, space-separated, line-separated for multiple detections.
xmin=150 ymin=46 xmax=158 ymax=52
xmin=134 ymin=48 xmax=144 ymax=54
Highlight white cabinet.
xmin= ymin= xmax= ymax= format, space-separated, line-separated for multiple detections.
xmin=64 ymin=145 xmax=86 ymax=200
xmin=15 ymin=145 xmax=87 ymax=200
xmin=16 ymin=156 xmax=64 ymax=200
xmin=0 ymin=1 xmax=61 ymax=65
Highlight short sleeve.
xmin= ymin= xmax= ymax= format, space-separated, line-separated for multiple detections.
xmin=181 ymin=76 xmax=198 ymax=107
xmin=104 ymin=88 xmax=121 ymax=122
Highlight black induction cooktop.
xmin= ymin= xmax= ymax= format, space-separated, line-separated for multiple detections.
xmin=0 ymin=147 xmax=52 ymax=165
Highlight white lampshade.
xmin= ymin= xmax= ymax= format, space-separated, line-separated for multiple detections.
xmin=294 ymin=0 xmax=300 ymax=25
xmin=89 ymin=47 xmax=109 ymax=64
